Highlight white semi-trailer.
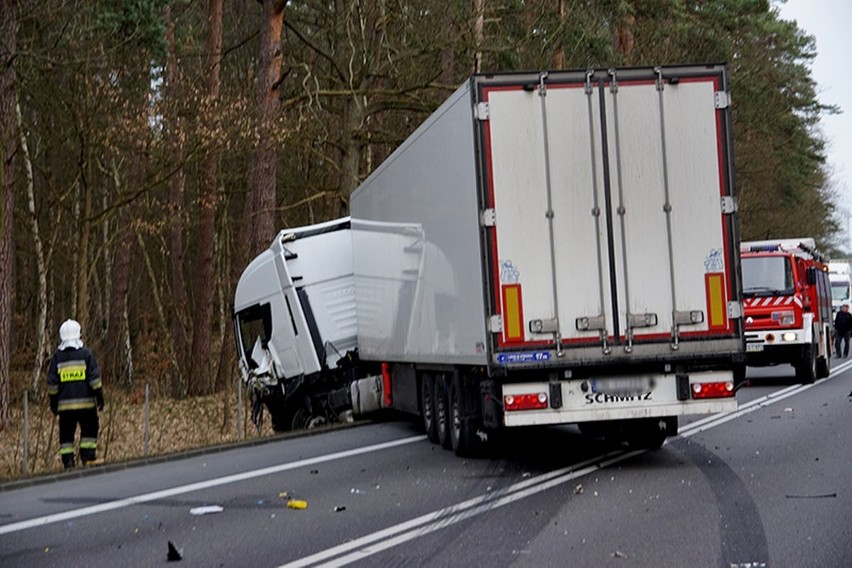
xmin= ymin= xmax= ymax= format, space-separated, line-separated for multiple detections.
xmin=234 ymin=65 xmax=743 ymax=456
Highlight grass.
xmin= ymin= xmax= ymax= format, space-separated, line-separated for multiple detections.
xmin=0 ymin=380 xmax=278 ymax=483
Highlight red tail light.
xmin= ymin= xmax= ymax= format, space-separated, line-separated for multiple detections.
xmin=691 ymin=381 xmax=734 ymax=399
xmin=504 ymin=392 xmax=548 ymax=411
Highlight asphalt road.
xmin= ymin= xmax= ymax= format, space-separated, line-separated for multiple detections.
xmin=3 ymin=360 xmax=852 ymax=567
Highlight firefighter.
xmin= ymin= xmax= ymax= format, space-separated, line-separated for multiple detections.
xmin=46 ymin=319 xmax=105 ymax=469
xmin=834 ymin=302 xmax=852 ymax=358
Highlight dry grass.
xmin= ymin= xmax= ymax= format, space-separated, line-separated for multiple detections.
xmin=0 ymin=382 xmax=278 ymax=483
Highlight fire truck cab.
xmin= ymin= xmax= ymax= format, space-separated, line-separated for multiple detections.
xmin=740 ymin=239 xmax=832 ymax=384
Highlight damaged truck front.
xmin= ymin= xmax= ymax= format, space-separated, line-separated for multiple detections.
xmin=234 ymin=64 xmax=744 ymax=455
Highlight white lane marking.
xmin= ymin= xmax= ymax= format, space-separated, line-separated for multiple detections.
xmin=0 ymin=435 xmax=426 ymax=536
xmin=283 ymin=360 xmax=852 ymax=567
xmin=278 ymin=449 xmax=641 ymax=568
xmin=680 ymin=358 xmax=852 ymax=437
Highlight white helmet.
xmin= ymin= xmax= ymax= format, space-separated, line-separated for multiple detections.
xmin=59 ymin=319 xmax=82 ymax=341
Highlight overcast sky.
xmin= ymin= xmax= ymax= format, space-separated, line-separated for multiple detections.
xmin=776 ymin=0 xmax=852 ymax=248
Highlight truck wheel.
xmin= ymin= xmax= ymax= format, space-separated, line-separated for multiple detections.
xmin=795 ymin=343 xmax=817 ymax=384
xmin=421 ymin=373 xmax=439 ymax=444
xmin=435 ymin=374 xmax=452 ymax=449
xmin=269 ymin=406 xmax=290 ymax=433
xmin=449 ymin=374 xmax=482 ymax=457
xmin=733 ymin=363 xmax=747 ymax=388
xmin=817 ymin=336 xmax=830 ymax=379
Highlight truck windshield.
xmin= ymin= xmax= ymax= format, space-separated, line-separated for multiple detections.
xmin=235 ymin=304 xmax=272 ymax=369
xmin=742 ymin=256 xmax=794 ymax=296
xmin=831 ymin=280 xmax=851 ymax=302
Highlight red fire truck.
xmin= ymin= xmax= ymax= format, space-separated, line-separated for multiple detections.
xmin=740 ymin=238 xmax=832 ymax=383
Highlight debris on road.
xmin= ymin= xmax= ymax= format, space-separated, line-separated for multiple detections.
xmin=167 ymin=541 xmax=183 ymax=561
xmin=189 ymin=505 xmax=223 ymax=515
xmin=287 ymin=499 xmax=308 ymax=510
xmin=333 ymin=506 xmax=346 ymax=512
xmin=785 ymin=493 xmax=837 ymax=499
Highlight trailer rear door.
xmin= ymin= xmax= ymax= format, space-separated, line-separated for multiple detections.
xmin=477 ymin=66 xmax=739 ymax=360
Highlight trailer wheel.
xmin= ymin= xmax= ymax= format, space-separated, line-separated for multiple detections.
xmin=435 ymin=374 xmax=452 ymax=449
xmin=421 ymin=373 xmax=439 ymax=444
xmin=449 ymin=374 xmax=482 ymax=457
xmin=795 ymin=343 xmax=817 ymax=384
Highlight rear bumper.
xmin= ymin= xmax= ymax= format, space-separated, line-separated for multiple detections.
xmin=501 ymin=370 xmax=737 ymax=427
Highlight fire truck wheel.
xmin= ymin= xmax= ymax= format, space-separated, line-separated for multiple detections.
xmin=795 ymin=343 xmax=817 ymax=384
xmin=435 ymin=373 xmax=452 ymax=450
xmin=420 ymin=373 xmax=439 ymax=444
xmin=817 ymin=337 xmax=831 ymax=379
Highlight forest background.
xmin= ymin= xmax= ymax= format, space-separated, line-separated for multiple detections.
xmin=0 ymin=0 xmax=842 ymax=469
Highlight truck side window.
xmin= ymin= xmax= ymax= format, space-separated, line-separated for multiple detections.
xmin=236 ymin=303 xmax=272 ymax=369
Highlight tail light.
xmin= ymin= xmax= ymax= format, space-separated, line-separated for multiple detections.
xmin=691 ymin=381 xmax=734 ymax=399
xmin=504 ymin=392 xmax=548 ymax=411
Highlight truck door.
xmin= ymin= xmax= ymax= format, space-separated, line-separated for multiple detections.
xmin=478 ymin=66 xmax=739 ymax=358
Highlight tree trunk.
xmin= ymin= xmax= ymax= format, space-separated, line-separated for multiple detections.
xmin=338 ymin=95 xmax=365 ymax=200
xmin=472 ymin=0 xmax=484 ymax=73
xmin=188 ymin=0 xmax=223 ymax=397
xmin=105 ymin=213 xmax=132 ymax=387
xmin=17 ymin=101 xmax=48 ymax=397
xmin=164 ymin=3 xmax=189 ymax=396
xmin=0 ymin=0 xmax=18 ymax=430
xmin=552 ymin=0 xmax=565 ymax=69
xmin=243 ymin=0 xmax=286 ymax=261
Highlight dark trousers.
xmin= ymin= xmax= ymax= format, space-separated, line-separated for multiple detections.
xmin=835 ymin=332 xmax=851 ymax=358
xmin=58 ymin=408 xmax=99 ymax=467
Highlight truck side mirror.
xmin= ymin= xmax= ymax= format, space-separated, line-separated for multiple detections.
xmin=806 ymin=267 xmax=816 ymax=285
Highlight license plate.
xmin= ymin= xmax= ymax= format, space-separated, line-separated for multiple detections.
xmin=590 ymin=376 xmax=655 ymax=395
xmin=746 ymin=343 xmax=764 ymax=352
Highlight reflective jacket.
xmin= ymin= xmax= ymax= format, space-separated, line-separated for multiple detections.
xmin=46 ymin=346 xmax=103 ymax=411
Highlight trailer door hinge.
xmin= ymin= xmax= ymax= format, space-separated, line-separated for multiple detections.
xmin=475 ymin=102 xmax=490 ymax=120
xmin=728 ymin=301 xmax=743 ymax=319
xmin=480 ymin=208 xmax=496 ymax=227
xmin=721 ymin=196 xmax=737 ymax=214
xmin=487 ymin=314 xmax=503 ymax=333
xmin=714 ymin=91 xmax=730 ymax=109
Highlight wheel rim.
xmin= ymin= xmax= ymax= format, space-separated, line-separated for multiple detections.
xmin=422 ymin=382 xmax=433 ymax=429
xmin=436 ymin=390 xmax=447 ymax=436
xmin=450 ymin=389 xmax=461 ymax=442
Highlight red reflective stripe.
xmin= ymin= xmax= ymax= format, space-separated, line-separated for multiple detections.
xmin=381 ymin=362 xmax=392 ymax=407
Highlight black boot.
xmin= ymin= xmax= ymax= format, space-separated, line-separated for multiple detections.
xmin=61 ymin=454 xmax=76 ymax=469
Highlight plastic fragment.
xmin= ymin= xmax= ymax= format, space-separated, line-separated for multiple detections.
xmin=334 ymin=506 xmax=346 ymax=512
xmin=350 ymin=488 xmax=365 ymax=494
xmin=167 ymin=541 xmax=183 ymax=561
xmin=278 ymin=491 xmax=288 ymax=498
xmin=189 ymin=505 xmax=223 ymax=515
xmin=287 ymin=499 xmax=308 ymax=510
